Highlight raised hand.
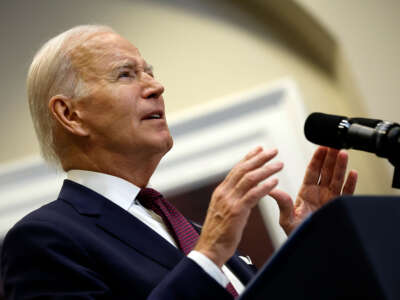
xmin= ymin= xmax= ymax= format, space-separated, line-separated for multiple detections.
xmin=194 ymin=147 xmax=283 ymax=267
xmin=270 ymin=146 xmax=358 ymax=235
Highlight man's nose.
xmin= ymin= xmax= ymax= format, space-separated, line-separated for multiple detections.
xmin=141 ymin=73 xmax=165 ymax=100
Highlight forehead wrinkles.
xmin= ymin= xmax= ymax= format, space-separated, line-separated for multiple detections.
xmin=70 ymin=34 xmax=112 ymax=84
xmin=69 ymin=33 xmax=139 ymax=87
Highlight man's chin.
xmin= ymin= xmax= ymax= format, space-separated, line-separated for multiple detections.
xmin=162 ymin=135 xmax=174 ymax=155
xmin=148 ymin=134 xmax=173 ymax=156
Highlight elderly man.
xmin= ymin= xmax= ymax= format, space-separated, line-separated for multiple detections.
xmin=1 ymin=25 xmax=357 ymax=299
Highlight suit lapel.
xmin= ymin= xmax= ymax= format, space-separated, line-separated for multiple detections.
xmin=96 ymin=199 xmax=184 ymax=269
xmin=60 ymin=180 xmax=184 ymax=270
xmin=59 ymin=180 xmax=256 ymax=283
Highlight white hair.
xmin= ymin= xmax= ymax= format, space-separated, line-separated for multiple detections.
xmin=27 ymin=25 xmax=115 ymax=166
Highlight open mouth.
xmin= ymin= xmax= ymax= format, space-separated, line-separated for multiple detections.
xmin=142 ymin=111 xmax=163 ymax=120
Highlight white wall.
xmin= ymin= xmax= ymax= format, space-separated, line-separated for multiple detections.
xmin=298 ymin=0 xmax=400 ymax=123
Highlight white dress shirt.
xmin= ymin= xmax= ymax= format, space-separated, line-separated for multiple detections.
xmin=67 ymin=170 xmax=245 ymax=294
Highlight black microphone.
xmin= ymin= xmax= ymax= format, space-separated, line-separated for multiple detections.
xmin=304 ymin=112 xmax=400 ymax=188
xmin=304 ymin=112 xmax=400 ymax=162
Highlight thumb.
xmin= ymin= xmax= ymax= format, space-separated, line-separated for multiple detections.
xmin=269 ymin=189 xmax=294 ymax=234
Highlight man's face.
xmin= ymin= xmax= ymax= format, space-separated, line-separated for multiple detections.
xmin=71 ymin=32 xmax=173 ymax=158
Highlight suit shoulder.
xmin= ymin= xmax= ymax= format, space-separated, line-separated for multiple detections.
xmin=11 ymin=198 xmax=71 ymax=228
xmin=3 ymin=200 xmax=71 ymax=242
xmin=3 ymin=197 xmax=89 ymax=251
xmin=1 ymin=199 xmax=92 ymax=272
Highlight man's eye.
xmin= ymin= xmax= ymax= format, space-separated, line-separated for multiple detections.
xmin=118 ymin=71 xmax=132 ymax=78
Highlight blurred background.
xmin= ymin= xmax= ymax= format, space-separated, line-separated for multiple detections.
xmin=0 ymin=0 xmax=400 ymax=293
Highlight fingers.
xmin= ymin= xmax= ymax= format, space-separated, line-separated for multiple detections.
xmin=329 ymin=150 xmax=349 ymax=193
xmin=241 ymin=177 xmax=280 ymax=208
xmin=234 ymin=161 xmax=283 ymax=199
xmin=269 ymin=189 xmax=293 ymax=214
xmin=302 ymin=146 xmax=328 ymax=185
xmin=244 ymin=146 xmax=263 ymax=160
xmin=194 ymin=147 xmax=282 ymax=267
xmin=225 ymin=147 xmax=263 ymax=182
xmin=319 ymin=147 xmax=339 ymax=186
xmin=225 ymin=147 xmax=279 ymax=189
xmin=324 ymin=150 xmax=358 ymax=196
xmin=269 ymin=189 xmax=294 ymax=234
xmin=305 ymin=147 xmax=352 ymax=195
xmin=342 ymin=170 xmax=358 ymax=195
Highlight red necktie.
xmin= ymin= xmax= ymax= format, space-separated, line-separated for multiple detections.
xmin=137 ymin=188 xmax=239 ymax=298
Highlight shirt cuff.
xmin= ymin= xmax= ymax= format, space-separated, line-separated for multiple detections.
xmin=187 ymin=250 xmax=229 ymax=288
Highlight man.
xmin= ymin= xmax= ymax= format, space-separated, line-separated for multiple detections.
xmin=1 ymin=25 xmax=357 ymax=299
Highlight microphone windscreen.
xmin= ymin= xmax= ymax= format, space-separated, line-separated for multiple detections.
xmin=304 ymin=112 xmax=347 ymax=149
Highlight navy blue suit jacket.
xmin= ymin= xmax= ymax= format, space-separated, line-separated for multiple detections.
xmin=1 ymin=180 xmax=256 ymax=299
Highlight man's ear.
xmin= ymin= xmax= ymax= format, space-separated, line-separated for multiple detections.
xmin=49 ymin=95 xmax=89 ymax=136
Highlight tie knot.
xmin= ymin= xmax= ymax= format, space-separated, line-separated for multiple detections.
xmin=137 ymin=188 xmax=163 ymax=209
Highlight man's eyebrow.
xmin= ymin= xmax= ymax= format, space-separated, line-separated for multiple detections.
xmin=112 ymin=59 xmax=153 ymax=73
xmin=112 ymin=59 xmax=136 ymax=71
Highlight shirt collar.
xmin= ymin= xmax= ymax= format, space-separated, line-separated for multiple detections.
xmin=67 ymin=169 xmax=141 ymax=211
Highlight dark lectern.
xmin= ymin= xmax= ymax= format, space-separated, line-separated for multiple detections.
xmin=240 ymin=195 xmax=400 ymax=300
